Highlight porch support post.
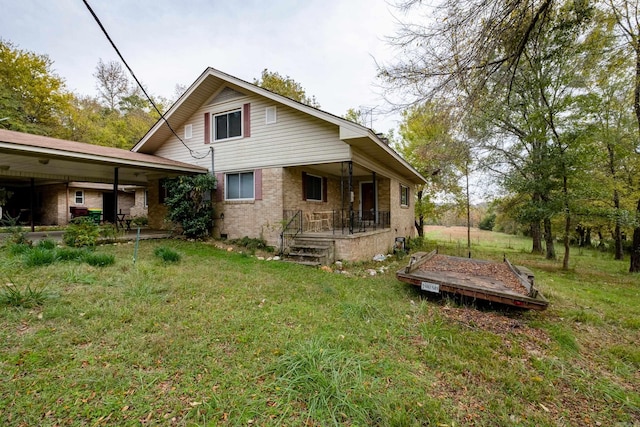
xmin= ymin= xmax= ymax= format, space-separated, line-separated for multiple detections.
xmin=372 ymin=171 xmax=377 ymax=225
xmin=113 ymin=167 xmax=119 ymax=228
xmin=30 ymin=178 xmax=35 ymax=232
xmin=348 ymin=161 xmax=353 ymax=234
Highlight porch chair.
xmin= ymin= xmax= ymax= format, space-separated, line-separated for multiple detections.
xmin=305 ymin=212 xmax=321 ymax=232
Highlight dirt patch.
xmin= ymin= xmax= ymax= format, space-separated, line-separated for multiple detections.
xmin=418 ymin=254 xmax=528 ymax=296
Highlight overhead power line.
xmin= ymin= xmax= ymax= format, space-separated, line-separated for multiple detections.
xmin=81 ymin=0 xmax=208 ymax=159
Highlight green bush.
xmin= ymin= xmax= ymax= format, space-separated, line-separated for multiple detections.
xmin=1 ymin=212 xmax=30 ymax=245
xmin=24 ymin=247 xmax=57 ymax=267
xmin=154 ymin=246 xmax=181 ymax=263
xmin=164 ymin=174 xmax=217 ymax=239
xmin=131 ymin=216 xmax=148 ymax=227
xmin=63 ymin=217 xmax=100 ymax=247
xmin=478 ymin=213 xmax=496 ymax=231
xmin=230 ymin=236 xmax=273 ymax=253
xmin=83 ymin=252 xmax=115 ymax=267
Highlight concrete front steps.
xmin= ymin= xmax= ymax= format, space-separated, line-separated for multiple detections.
xmin=284 ymin=237 xmax=335 ymax=266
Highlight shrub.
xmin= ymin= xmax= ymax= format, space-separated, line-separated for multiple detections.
xmin=154 ymin=246 xmax=181 ymax=263
xmin=478 ymin=213 xmax=496 ymax=231
xmin=99 ymin=223 xmax=120 ymax=241
xmin=164 ymin=174 xmax=217 ymax=239
xmin=131 ymin=216 xmax=148 ymax=227
xmin=24 ymin=247 xmax=57 ymax=267
xmin=63 ymin=217 xmax=100 ymax=247
xmin=230 ymin=236 xmax=273 ymax=253
xmin=83 ymin=252 xmax=115 ymax=267
xmin=0 ymin=283 xmax=49 ymax=308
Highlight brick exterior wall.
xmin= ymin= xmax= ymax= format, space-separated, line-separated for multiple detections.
xmin=146 ymin=166 xmax=418 ymax=261
xmin=129 ymin=189 xmax=148 ymax=219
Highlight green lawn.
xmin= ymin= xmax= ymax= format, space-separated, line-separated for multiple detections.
xmin=0 ymin=232 xmax=638 ymax=426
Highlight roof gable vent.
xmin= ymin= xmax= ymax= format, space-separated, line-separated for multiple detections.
xmin=208 ymin=86 xmax=246 ymax=105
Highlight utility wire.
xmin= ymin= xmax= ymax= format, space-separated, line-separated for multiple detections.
xmin=82 ymin=0 xmax=209 ymax=159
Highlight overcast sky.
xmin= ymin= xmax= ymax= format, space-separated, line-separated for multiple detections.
xmin=1 ymin=0 xmax=411 ymax=133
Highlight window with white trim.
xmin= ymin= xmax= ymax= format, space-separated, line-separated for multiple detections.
xmin=400 ymin=184 xmax=410 ymax=207
xmin=226 ymin=172 xmax=254 ymax=200
xmin=213 ymin=109 xmax=242 ymax=141
xmin=305 ymin=174 xmax=323 ymax=201
xmin=75 ymin=190 xmax=84 ymax=204
xmin=184 ymin=124 xmax=193 ymax=139
xmin=144 ymin=190 xmax=148 ymax=207
xmin=265 ymin=106 xmax=277 ymax=124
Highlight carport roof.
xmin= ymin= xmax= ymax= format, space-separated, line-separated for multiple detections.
xmin=0 ymin=129 xmax=207 ymax=185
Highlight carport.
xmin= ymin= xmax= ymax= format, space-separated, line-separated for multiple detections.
xmin=0 ymin=129 xmax=207 ymax=230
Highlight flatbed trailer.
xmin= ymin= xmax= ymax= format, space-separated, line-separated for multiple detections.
xmin=396 ymin=250 xmax=549 ymax=311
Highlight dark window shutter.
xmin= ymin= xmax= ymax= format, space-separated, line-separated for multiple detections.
xmin=322 ymin=177 xmax=327 ymax=202
xmin=302 ymin=172 xmax=307 ymax=201
xmin=216 ymin=173 xmax=224 ymax=201
xmin=254 ymin=169 xmax=262 ymax=200
xmin=243 ymin=103 xmax=251 ymax=137
xmin=204 ymin=112 xmax=210 ymax=144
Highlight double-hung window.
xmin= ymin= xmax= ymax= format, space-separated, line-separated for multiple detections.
xmin=305 ymin=174 xmax=323 ymax=201
xmin=214 ymin=109 xmax=242 ymax=141
xmin=226 ymin=172 xmax=254 ymax=200
xmin=75 ymin=190 xmax=84 ymax=204
xmin=400 ymin=184 xmax=409 ymax=207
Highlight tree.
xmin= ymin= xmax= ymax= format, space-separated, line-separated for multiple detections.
xmin=93 ymin=59 xmax=129 ymax=111
xmin=254 ymin=69 xmax=320 ymax=108
xmin=606 ymin=0 xmax=640 ymax=272
xmin=397 ymin=101 xmax=469 ymax=235
xmin=343 ymin=108 xmax=367 ymax=126
xmin=0 ymin=39 xmax=73 ymax=137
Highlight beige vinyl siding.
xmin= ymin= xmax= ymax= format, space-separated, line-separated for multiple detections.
xmin=154 ymin=94 xmax=350 ymax=171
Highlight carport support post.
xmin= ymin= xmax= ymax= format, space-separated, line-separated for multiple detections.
xmin=30 ymin=178 xmax=35 ymax=232
xmin=113 ymin=167 xmax=119 ymax=228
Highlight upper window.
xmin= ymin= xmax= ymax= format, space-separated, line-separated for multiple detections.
xmin=400 ymin=185 xmax=410 ymax=207
xmin=305 ymin=174 xmax=323 ymax=201
xmin=75 ymin=190 xmax=84 ymax=205
xmin=265 ymin=106 xmax=277 ymax=124
xmin=226 ymin=172 xmax=254 ymax=200
xmin=184 ymin=124 xmax=193 ymax=139
xmin=214 ymin=109 xmax=242 ymax=141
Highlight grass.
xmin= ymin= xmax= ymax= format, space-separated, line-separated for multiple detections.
xmin=0 ymin=230 xmax=638 ymax=426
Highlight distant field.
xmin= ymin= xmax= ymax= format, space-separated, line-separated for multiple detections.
xmin=424 ymin=225 xmax=532 ymax=251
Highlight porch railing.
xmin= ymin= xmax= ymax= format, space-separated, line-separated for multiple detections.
xmin=336 ymin=210 xmax=390 ymax=234
xmin=280 ymin=210 xmax=302 ymax=254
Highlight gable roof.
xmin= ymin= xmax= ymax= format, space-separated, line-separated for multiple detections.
xmin=132 ymin=67 xmax=426 ymax=184
xmin=0 ymin=129 xmax=207 ymax=185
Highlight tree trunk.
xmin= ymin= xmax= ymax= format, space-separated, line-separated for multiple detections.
xmin=563 ymin=211 xmax=571 ymax=270
xmin=614 ymin=189 xmax=624 ymax=260
xmin=585 ymin=227 xmax=591 ymax=247
xmin=630 ymin=198 xmax=640 ymax=273
xmin=531 ymin=221 xmax=543 ymax=254
xmin=415 ymin=189 xmax=424 ymax=237
xmin=544 ymin=218 xmax=555 ymax=260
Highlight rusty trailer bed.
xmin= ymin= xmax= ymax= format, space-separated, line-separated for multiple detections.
xmin=396 ymin=251 xmax=549 ymax=310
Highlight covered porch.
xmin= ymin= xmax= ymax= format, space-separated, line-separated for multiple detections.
xmin=279 ymin=159 xmax=412 ymax=261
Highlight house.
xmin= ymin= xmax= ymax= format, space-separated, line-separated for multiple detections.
xmin=133 ymin=68 xmax=427 ymax=262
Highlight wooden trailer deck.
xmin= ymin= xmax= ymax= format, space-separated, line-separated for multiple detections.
xmin=396 ymin=250 xmax=549 ymax=310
